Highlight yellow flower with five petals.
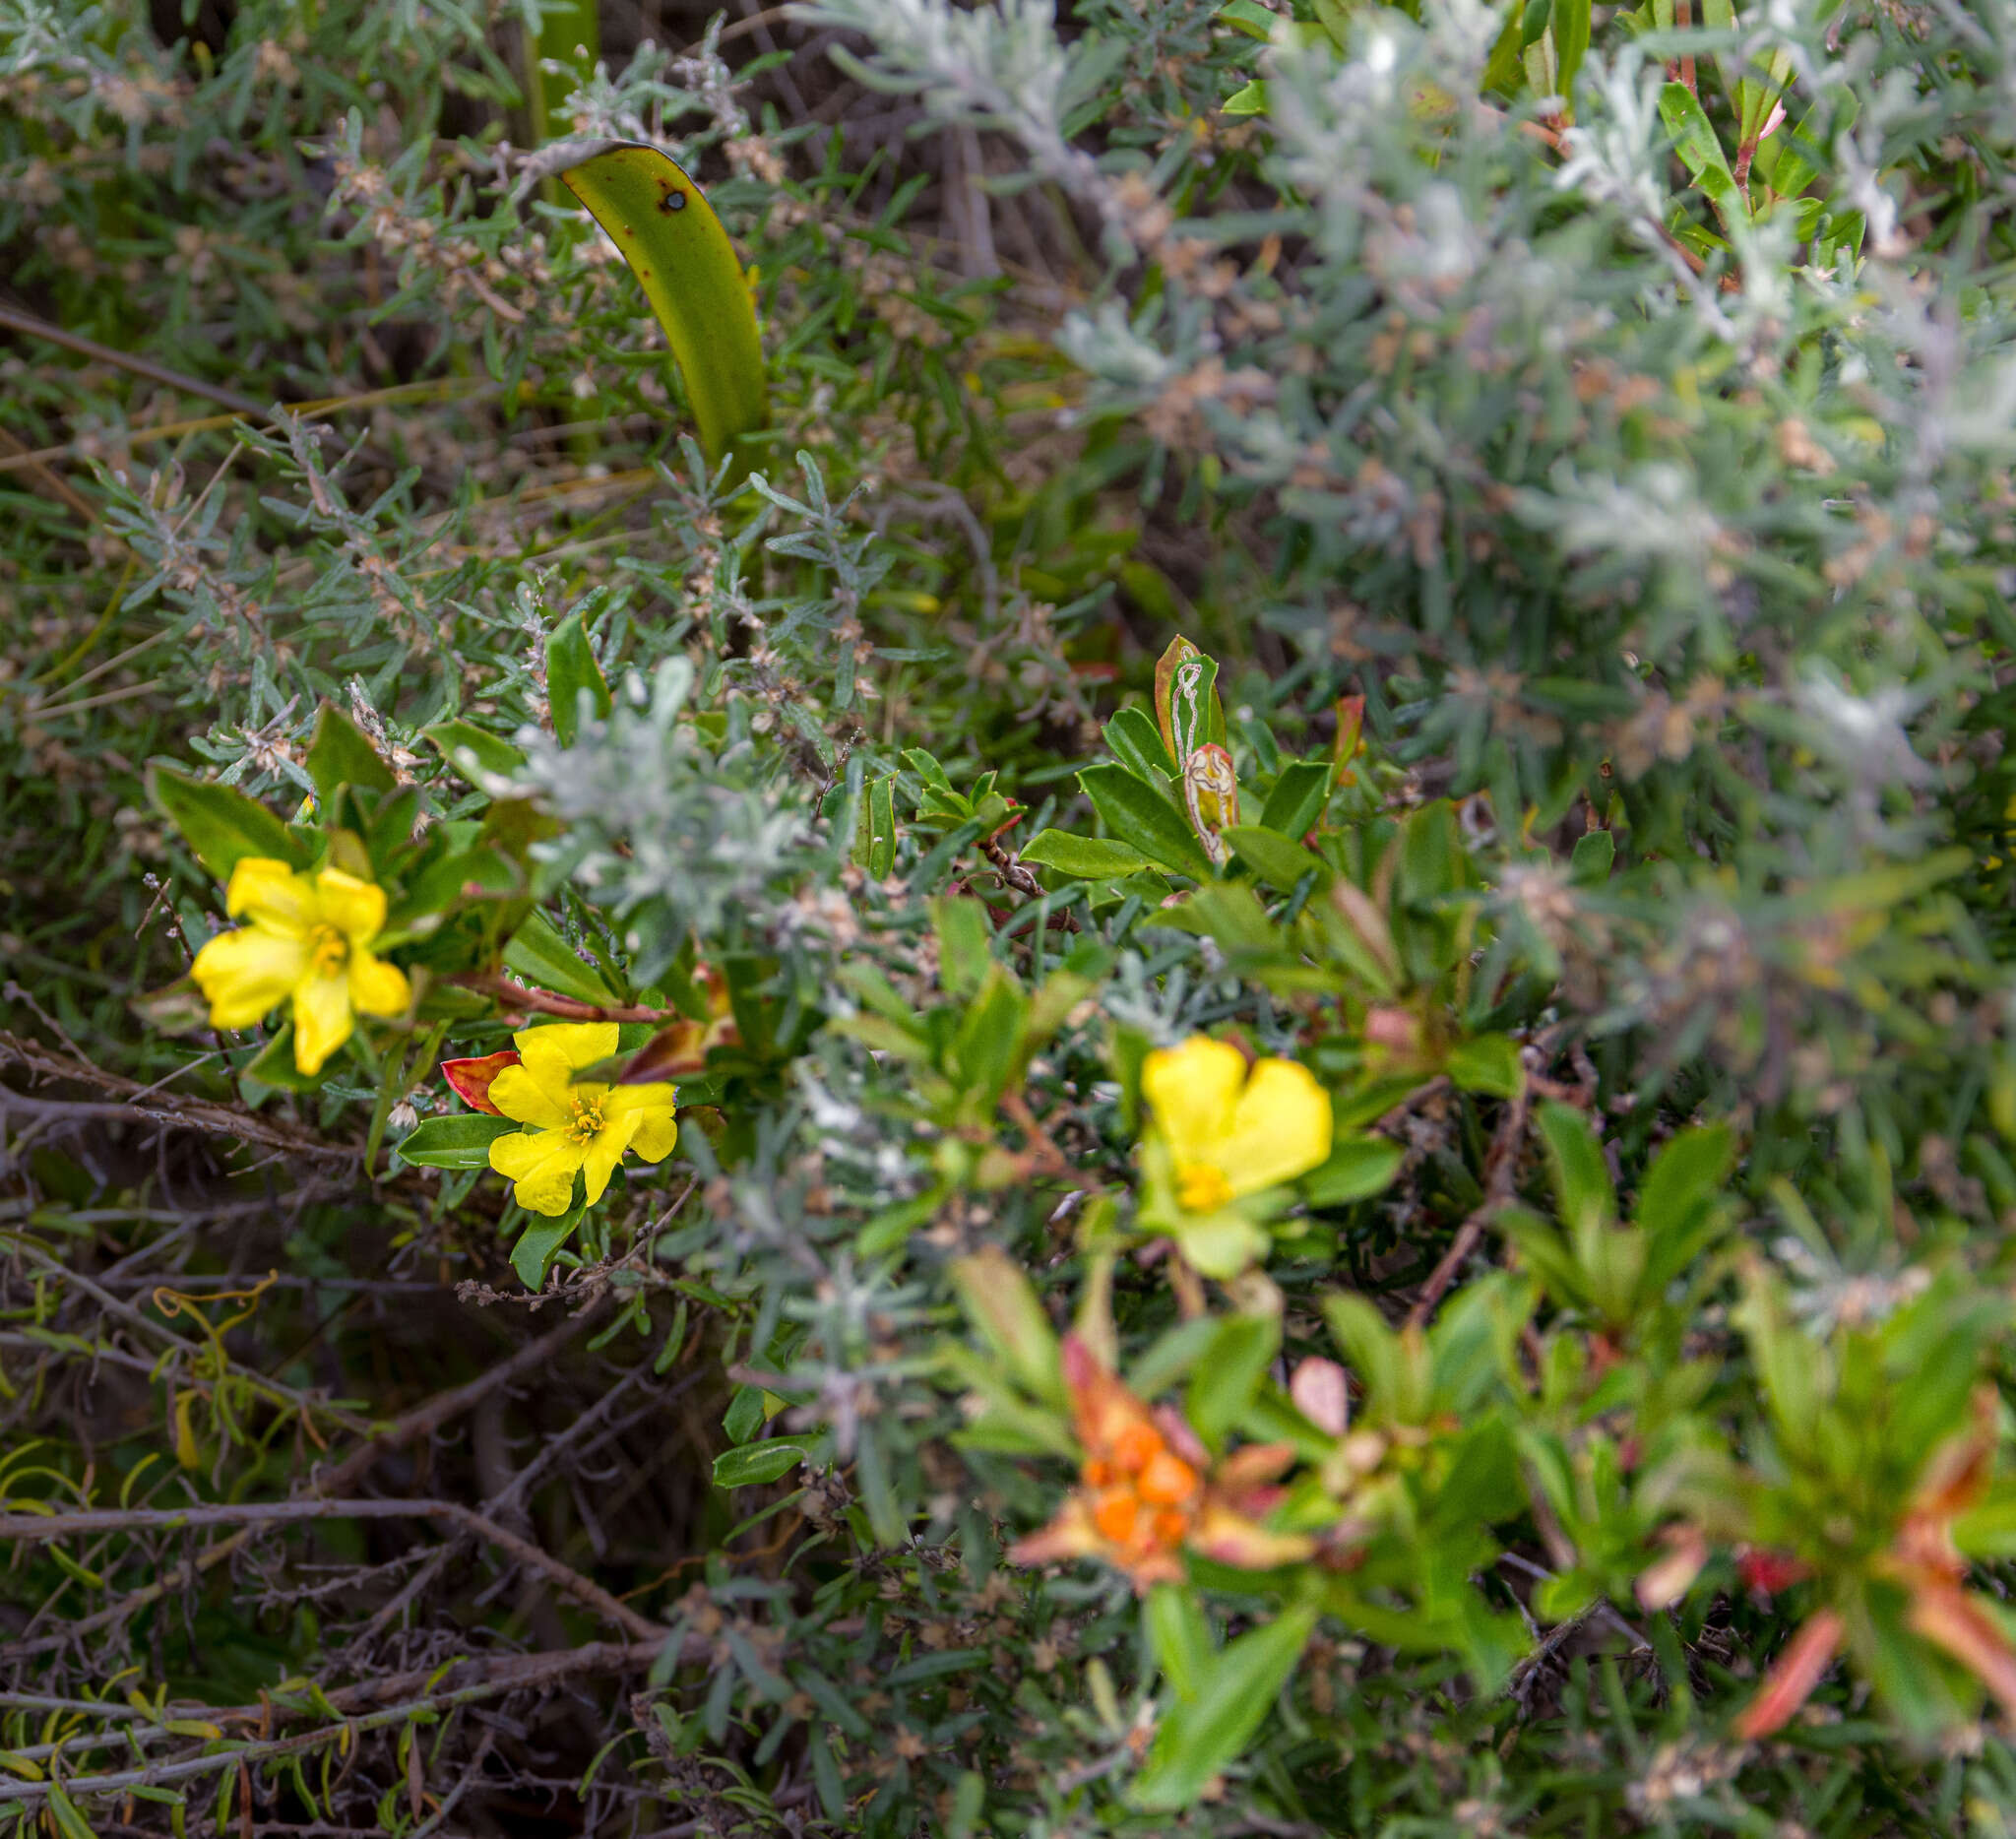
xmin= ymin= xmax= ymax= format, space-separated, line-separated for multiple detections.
xmin=1138 ymin=1036 xmax=1332 ymax=1277
xmin=190 ymin=857 xmax=410 ymax=1076
xmin=486 ymin=1023 xmax=679 ymax=1216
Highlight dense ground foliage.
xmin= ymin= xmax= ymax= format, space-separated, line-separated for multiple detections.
xmin=8 ymin=0 xmax=2016 ymax=1832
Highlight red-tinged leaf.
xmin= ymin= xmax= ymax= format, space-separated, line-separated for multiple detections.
xmin=1907 ymin=1580 xmax=2016 ymax=1721
xmin=1289 ymin=1357 xmax=1350 ymax=1436
xmin=1637 ymin=1524 xmax=1711 ymax=1612
xmin=1736 ymin=1547 xmax=1812 ymax=1596
xmin=441 ymin=1051 xmax=520 ymax=1114
xmin=1732 ymin=1609 xmax=1844 ymax=1740
xmin=1333 ymin=693 xmax=1365 ymax=768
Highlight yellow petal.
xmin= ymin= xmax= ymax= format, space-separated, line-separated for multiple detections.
xmin=605 ymin=1083 xmax=679 ymax=1162
xmin=313 ymin=867 xmax=387 ymax=944
xmin=191 ymin=924 xmax=310 ymax=1031
xmin=513 ymin=1021 xmax=620 ymax=1075
xmin=579 ymin=1110 xmax=641 ymax=1207
xmin=290 ymin=973 xmax=354 ymax=1076
xmin=1211 ymin=1058 xmax=1333 ymax=1197
xmin=488 ymin=1062 xmax=574 ymax=1131
xmin=224 ymin=857 xmax=313 ymax=934
xmin=1141 ymin=1037 xmax=1248 ymax=1159
xmin=347 ymin=948 xmax=410 ymax=1020
xmin=490 ymin=1127 xmax=587 ymax=1216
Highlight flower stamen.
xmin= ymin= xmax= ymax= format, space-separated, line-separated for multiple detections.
xmin=565 ymin=1096 xmax=606 ymax=1145
xmin=1175 ymin=1162 xmax=1234 ymax=1212
xmin=307 ymin=923 xmax=348 ymax=978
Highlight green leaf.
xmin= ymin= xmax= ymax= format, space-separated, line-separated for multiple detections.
xmin=1537 ymin=1102 xmax=1615 ymax=1267
xmin=1660 ymin=81 xmax=1750 ymax=224
xmin=43 ymin=1781 xmax=99 ymax=1839
xmin=546 ymin=610 xmax=613 ymax=747
xmin=1130 ymin=1602 xmax=1319 ymax=1809
xmin=1483 ymin=0 xmax=1527 ymax=95
xmin=713 ymin=1441 xmax=809 ymax=1488
xmin=1446 ymin=1033 xmax=1524 ymax=1100
xmin=1020 ymin=829 xmax=1158 ymax=880
xmin=1553 ymin=0 xmax=1591 ymax=99
xmin=932 ymin=894 xmax=993 ymax=1000
xmin=1221 ymin=79 xmax=1270 ymax=116
xmin=504 ymin=908 xmax=619 ymax=1005
xmin=1146 ymin=1583 xmax=1215 ymax=1701
xmin=1302 ymin=1134 xmax=1404 ymax=1207
xmin=305 ymin=704 xmax=396 ymax=809
xmin=1224 ymin=824 xmax=1330 ymax=893
xmin=510 ymin=1207 xmax=585 ymax=1290
xmin=1104 ymin=705 xmax=1180 ymax=783
xmin=1635 ymin=1122 xmax=1732 ymax=1226
xmin=1186 ymin=1313 xmax=1279 ymax=1450
xmin=952 ymin=970 xmax=1032 ymax=1112
xmin=1569 ymin=828 xmax=1614 ymax=887
xmin=1218 ymin=0 xmax=1277 ymax=37
xmin=424 ymin=718 xmax=528 ymax=782
xmin=148 ymin=763 xmax=301 ymax=880
xmin=239 ymin=1024 xmax=324 ymax=1094
xmin=1257 ymin=759 xmax=1331 ymax=839
xmin=854 ymin=772 xmax=898 ymax=878
xmin=1078 ymin=764 xmax=1217 ymax=881
xmin=395 ymin=1114 xmax=519 ymax=1170
xmin=561 ymin=144 xmax=770 ymax=481
xmin=949 ymin=1243 xmax=1064 ymax=1407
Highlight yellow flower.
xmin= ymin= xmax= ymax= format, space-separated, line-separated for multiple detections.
xmin=486 ymin=1023 xmax=679 ymax=1217
xmin=1139 ymin=1036 xmax=1333 ymax=1277
xmin=190 ymin=857 xmax=410 ymax=1076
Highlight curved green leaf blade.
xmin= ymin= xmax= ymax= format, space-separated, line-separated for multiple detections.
xmin=561 ymin=143 xmax=769 ymax=481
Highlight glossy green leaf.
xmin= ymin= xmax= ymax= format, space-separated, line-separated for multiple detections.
xmin=713 ymin=1441 xmax=809 ymax=1488
xmin=1020 ymin=829 xmax=1158 ymax=880
xmin=503 ymin=908 xmax=620 ymax=1005
xmin=1257 ymin=759 xmax=1331 ymax=839
xmin=561 ymin=143 xmax=769 ymax=480
xmin=1224 ymin=823 xmax=1329 ymax=893
xmin=395 ymin=1113 xmax=519 ymax=1170
xmin=510 ymin=1207 xmax=584 ymax=1290
xmin=1078 ymin=763 xmax=1217 ymax=881
xmin=1104 ymin=705 xmax=1180 ymax=784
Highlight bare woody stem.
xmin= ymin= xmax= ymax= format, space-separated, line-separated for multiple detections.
xmin=447 ymin=970 xmax=676 ymax=1024
xmin=0 ymin=1496 xmax=663 ymax=1644
xmin=1406 ymin=1080 xmax=1535 ymax=1330
xmin=0 ymin=1642 xmax=674 ymax=1809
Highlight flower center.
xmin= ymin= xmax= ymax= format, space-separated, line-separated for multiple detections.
xmin=1175 ymin=1161 xmax=1233 ymax=1212
xmin=565 ymin=1096 xmax=606 ymax=1145
xmin=307 ymin=923 xmax=348 ymax=978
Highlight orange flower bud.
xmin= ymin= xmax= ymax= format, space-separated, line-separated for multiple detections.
xmin=1094 ymin=1490 xmax=1141 ymax=1545
xmin=1137 ymin=1450 xmax=1200 ymax=1506
xmin=1112 ymin=1422 xmax=1163 ymax=1475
